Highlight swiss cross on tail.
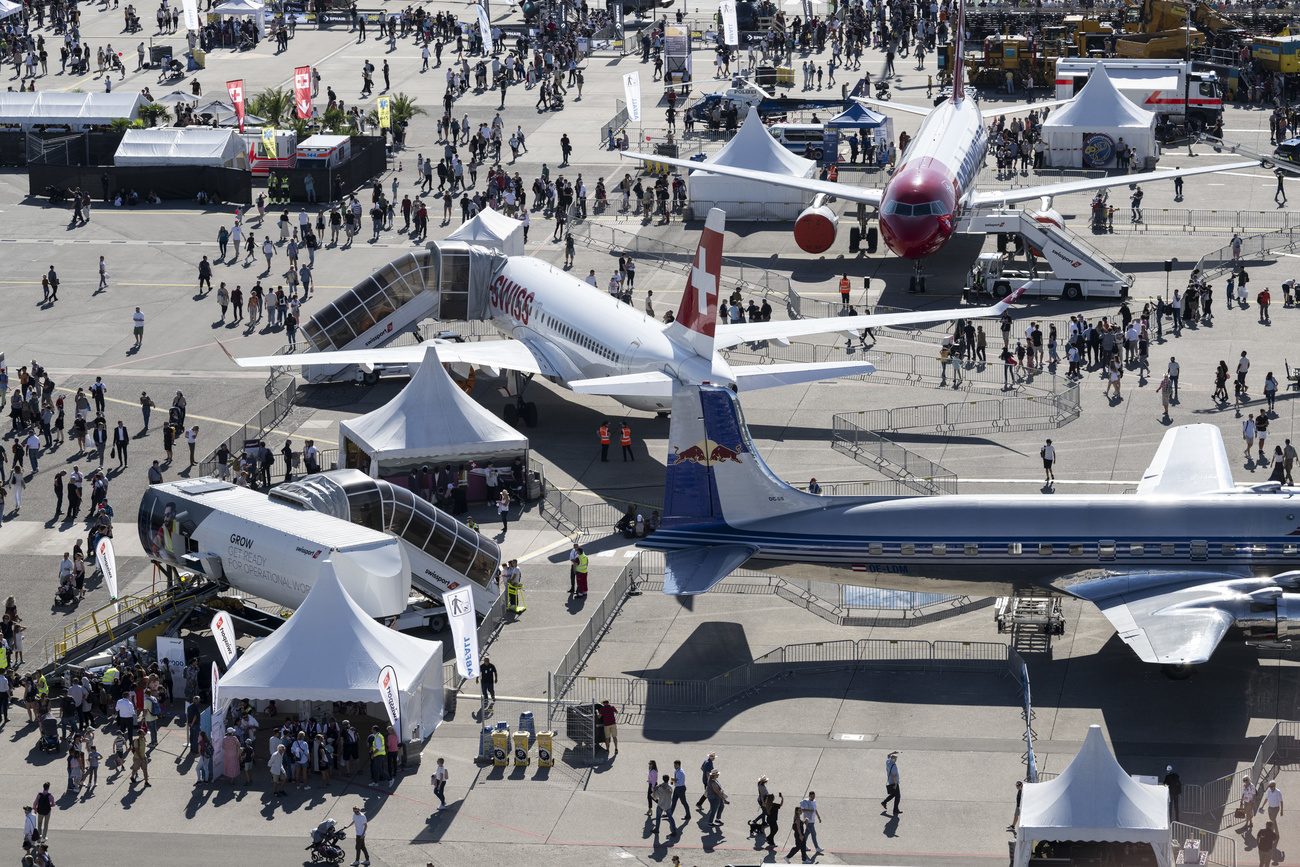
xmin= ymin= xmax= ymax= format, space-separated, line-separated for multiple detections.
xmin=666 ymin=208 xmax=727 ymax=359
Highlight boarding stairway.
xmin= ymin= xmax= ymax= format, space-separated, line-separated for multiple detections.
xmin=960 ymin=208 xmax=1135 ymax=295
xmin=1199 ymin=132 xmax=1282 ymax=173
xmin=995 ymin=588 xmax=1065 ymax=655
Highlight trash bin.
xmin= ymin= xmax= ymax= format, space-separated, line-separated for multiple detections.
xmin=525 ymin=471 xmax=543 ymax=501
xmin=512 ymin=731 xmax=530 ymax=766
xmin=149 ymin=45 xmax=172 ymax=67
xmin=491 ymin=730 xmax=510 ymax=766
xmin=536 ymin=731 xmax=554 ymax=767
xmin=755 ymin=65 xmax=776 ymax=88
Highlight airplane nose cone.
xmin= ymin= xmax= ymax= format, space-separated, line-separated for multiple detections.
xmin=879 ymin=213 xmax=953 ymax=260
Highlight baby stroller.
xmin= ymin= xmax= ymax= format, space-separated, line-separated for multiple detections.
xmin=306 ymin=819 xmax=346 ymax=862
xmin=38 ymin=715 xmax=61 ymax=752
xmin=157 ymin=57 xmax=183 ymax=83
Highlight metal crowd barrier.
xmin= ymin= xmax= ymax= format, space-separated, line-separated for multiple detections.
xmin=1195 ymin=227 xmax=1300 ymax=280
xmin=442 ymin=589 xmax=510 ymax=694
xmin=829 ymin=423 xmax=958 ymax=495
xmin=195 ymin=376 xmax=298 ymax=475
xmin=833 ymin=376 xmax=1081 ymax=437
xmin=1173 ymin=823 xmax=1237 ymax=867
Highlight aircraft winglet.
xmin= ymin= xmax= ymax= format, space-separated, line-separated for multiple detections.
xmin=663 ymin=544 xmax=759 ymax=595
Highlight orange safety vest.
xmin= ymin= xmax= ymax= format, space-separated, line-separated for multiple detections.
xmin=599 ymin=425 xmax=610 ymax=444
xmin=838 ymin=277 xmax=851 ymax=294
xmin=620 ymin=427 xmax=631 ymax=446
xmin=827 ymin=165 xmax=838 ymax=181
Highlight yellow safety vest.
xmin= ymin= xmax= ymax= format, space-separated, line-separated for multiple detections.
xmin=576 ymin=554 xmax=589 ymax=573
xmin=102 ymin=667 xmax=119 ymax=685
xmin=370 ymin=732 xmax=386 ymax=757
xmin=0 ymin=646 xmax=7 ymax=669
xmin=37 ymin=675 xmax=48 ymax=697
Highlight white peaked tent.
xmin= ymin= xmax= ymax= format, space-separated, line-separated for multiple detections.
xmin=0 ymin=0 xmax=23 ymax=18
xmin=339 ymin=344 xmax=528 ymax=480
xmin=211 ymin=560 xmax=444 ymax=775
xmin=688 ymin=105 xmax=817 ymax=220
xmin=1015 ymin=726 xmax=1171 ymax=867
xmin=446 ymin=207 xmax=525 ymax=256
xmin=1042 ymin=65 xmax=1158 ymax=169
xmin=213 ymin=0 xmax=266 ymax=37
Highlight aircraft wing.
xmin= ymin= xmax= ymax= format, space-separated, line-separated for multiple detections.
xmin=973 ymin=161 xmax=1259 ymax=207
xmin=1070 ymin=573 xmax=1260 ymax=665
xmin=621 ymin=150 xmax=884 ymax=206
xmin=714 ymin=285 xmax=1029 ymax=348
xmin=1136 ymin=424 xmax=1234 ymax=496
xmin=229 ymin=338 xmax=554 ymax=377
xmin=980 ymin=98 xmax=1072 ymax=119
xmin=569 ymin=372 xmax=676 ymax=397
xmin=853 ymin=96 xmax=933 ymax=117
xmin=663 ymin=544 xmax=760 ymax=594
xmin=731 ymin=360 xmax=875 ymax=389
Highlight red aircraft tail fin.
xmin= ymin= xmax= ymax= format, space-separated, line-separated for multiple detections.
xmin=665 ymin=207 xmax=727 ymax=359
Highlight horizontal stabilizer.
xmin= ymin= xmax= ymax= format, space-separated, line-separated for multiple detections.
xmin=568 ymin=371 xmax=676 ymax=397
xmin=232 ymin=338 xmax=550 ymax=376
xmin=1136 ymin=424 xmax=1233 ymax=496
xmin=663 ymin=544 xmax=759 ymax=595
xmin=732 ymin=361 xmax=875 ymax=390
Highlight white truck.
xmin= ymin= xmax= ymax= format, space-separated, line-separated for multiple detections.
xmin=962 ymin=210 xmax=1133 ymax=300
xmin=1054 ymin=59 xmax=1222 ymax=125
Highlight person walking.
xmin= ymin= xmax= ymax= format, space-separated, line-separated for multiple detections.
xmin=496 ymin=487 xmax=510 ymax=534
xmin=1277 ymin=168 xmax=1287 ymax=205
xmin=132 ymin=307 xmax=145 ymax=348
xmin=786 ymin=805 xmax=810 ymax=863
xmin=696 ymin=752 xmax=717 ymax=811
xmin=882 ymin=750 xmax=901 ymax=814
xmin=598 ymin=421 xmax=610 ymax=462
xmin=186 ymin=425 xmax=199 ymax=465
xmin=1242 ymin=776 xmax=1258 ymax=832
xmin=342 ymin=805 xmax=370 ymax=866
xmin=573 ymin=545 xmax=588 ymax=597
xmin=705 ymin=770 xmax=729 ymax=826
xmin=432 ymin=757 xmax=449 ymax=811
xmin=32 ymin=783 xmax=54 ymax=840
xmin=1168 ymin=357 xmax=1180 ymax=399
xmin=1286 ymin=440 xmax=1297 ymax=486
xmin=1258 ymin=820 xmax=1278 ymax=867
xmin=1041 ymin=439 xmax=1056 ymax=486
xmin=477 ymin=656 xmax=498 ymax=710
xmin=671 ymin=759 xmax=689 ymax=820
xmin=654 ymin=773 xmax=680 ymax=837
xmin=1158 ymin=373 xmax=1172 ymax=420
xmin=99 ymin=256 xmax=108 ymax=290
xmin=799 ymin=791 xmax=824 ymax=854
xmin=1164 ymin=766 xmax=1182 ymax=821
xmin=1008 ymin=780 xmax=1023 ymax=831
xmin=1260 ymin=781 xmax=1284 ymax=826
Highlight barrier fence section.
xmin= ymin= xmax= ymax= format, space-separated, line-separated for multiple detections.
xmin=196 ymin=376 xmax=298 ymax=476
xmin=1173 ymin=822 xmax=1237 ymax=867
xmin=833 ymin=377 xmax=1081 ymax=437
xmin=829 ymin=423 xmax=957 ymax=495
xmin=1195 ymin=227 xmax=1300 ymax=280
xmin=548 ymin=553 xmax=641 ymax=711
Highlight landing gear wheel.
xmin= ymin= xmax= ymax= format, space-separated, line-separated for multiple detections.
xmin=362 ymin=370 xmax=380 ymax=386
xmin=918 ymin=276 xmax=926 ymax=293
xmin=1161 ymin=664 xmax=1195 ymax=680
xmin=503 ymin=403 xmax=518 ymax=425
xmin=1063 ymin=284 xmax=1082 ymax=301
xmin=908 ymin=275 xmax=918 ymax=294
xmin=522 ymin=402 xmax=539 ymax=427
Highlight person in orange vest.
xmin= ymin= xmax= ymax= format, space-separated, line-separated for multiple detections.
xmin=826 ymin=163 xmax=838 ymax=182
xmin=620 ymin=421 xmax=634 ymax=461
xmin=599 ymin=421 xmax=611 ymax=462
xmin=839 ymin=274 xmax=851 ymax=308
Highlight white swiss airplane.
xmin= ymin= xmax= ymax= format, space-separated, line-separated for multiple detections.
xmin=623 ymin=3 xmax=1256 ymax=287
xmin=232 ymin=208 xmax=1026 ymax=418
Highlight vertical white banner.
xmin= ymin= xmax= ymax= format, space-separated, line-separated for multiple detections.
xmin=719 ymin=0 xmax=738 ymax=47
xmin=210 ymin=612 xmax=238 ymax=666
xmin=211 ymin=661 xmax=220 ymax=716
xmin=476 ymin=3 xmax=491 ymax=48
xmin=623 ymin=70 xmax=642 ymax=122
xmin=96 ymin=536 xmax=118 ymax=600
xmin=445 ymin=587 xmax=480 ymax=679
xmin=377 ymin=665 xmax=402 ymax=741
xmin=156 ymin=637 xmax=187 ymax=700
xmin=182 ymin=0 xmax=200 ymax=31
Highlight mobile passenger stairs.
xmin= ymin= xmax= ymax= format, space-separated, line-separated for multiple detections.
xmin=960 ymin=208 xmax=1135 ymax=300
xmin=995 ymin=589 xmax=1066 ymax=654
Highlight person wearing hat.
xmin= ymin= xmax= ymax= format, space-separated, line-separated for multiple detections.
xmin=696 ymin=752 xmax=717 ymax=811
xmin=1163 ymin=765 xmax=1182 ymax=820
xmin=882 ymin=751 xmax=901 ymax=815
xmin=1008 ymin=780 xmax=1023 ymax=831
xmin=749 ymin=776 xmax=770 ymax=835
xmin=21 ymin=805 xmax=37 ymax=850
xmin=342 ymin=804 xmax=371 ymax=866
xmin=705 ymin=769 xmax=729 ymax=826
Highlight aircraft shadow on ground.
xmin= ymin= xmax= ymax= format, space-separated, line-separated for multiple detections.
xmin=631 ymin=624 xmax=1286 ymax=788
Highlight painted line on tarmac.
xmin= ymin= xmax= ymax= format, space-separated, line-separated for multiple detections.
xmin=516 ymin=536 xmax=578 ymax=564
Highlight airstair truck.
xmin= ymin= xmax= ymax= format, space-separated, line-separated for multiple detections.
xmin=963 ymin=211 xmax=1134 ymax=300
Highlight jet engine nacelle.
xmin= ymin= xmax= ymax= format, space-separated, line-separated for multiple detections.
xmin=1236 ymin=590 xmax=1300 ymax=641
xmin=794 ymin=195 xmax=838 ymax=254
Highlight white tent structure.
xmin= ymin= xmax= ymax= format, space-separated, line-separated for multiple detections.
xmin=115 ymin=128 xmax=247 ymax=168
xmin=688 ymin=105 xmax=817 ymax=220
xmin=213 ymin=0 xmax=266 ymax=38
xmin=339 ymin=344 xmax=529 ymax=481
xmin=445 ymin=207 xmax=525 ymax=256
xmin=1015 ymin=725 xmax=1171 ymax=867
xmin=211 ymin=560 xmax=444 ymax=776
xmin=1042 ymin=65 xmax=1158 ymax=169
xmin=0 ymin=92 xmax=144 ymax=130
xmin=0 ymin=0 xmax=23 ymax=18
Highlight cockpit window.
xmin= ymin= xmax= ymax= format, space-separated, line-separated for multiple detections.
xmin=883 ymin=200 xmax=948 ymax=217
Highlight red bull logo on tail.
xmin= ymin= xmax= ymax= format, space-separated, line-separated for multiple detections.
xmin=671 ymin=438 xmax=744 ymax=466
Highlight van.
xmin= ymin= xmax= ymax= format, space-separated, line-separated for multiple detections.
xmin=768 ymin=123 xmax=826 ymax=159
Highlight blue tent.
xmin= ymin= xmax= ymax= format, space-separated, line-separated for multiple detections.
xmin=826 ymin=103 xmax=888 ymax=129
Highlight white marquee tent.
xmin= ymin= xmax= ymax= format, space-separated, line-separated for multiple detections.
xmin=0 ymin=92 xmax=144 ymax=129
xmin=211 ymin=560 xmax=444 ymax=776
xmin=446 ymin=207 xmax=525 ymax=256
xmin=213 ymin=0 xmax=267 ymax=38
xmin=0 ymin=0 xmax=23 ymax=19
xmin=1042 ymin=65 xmax=1158 ymax=169
xmin=339 ymin=344 xmax=528 ymax=481
xmin=115 ymin=128 xmax=247 ymax=168
xmin=1014 ymin=725 xmax=1171 ymax=867
xmin=688 ymin=105 xmax=817 ymax=220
